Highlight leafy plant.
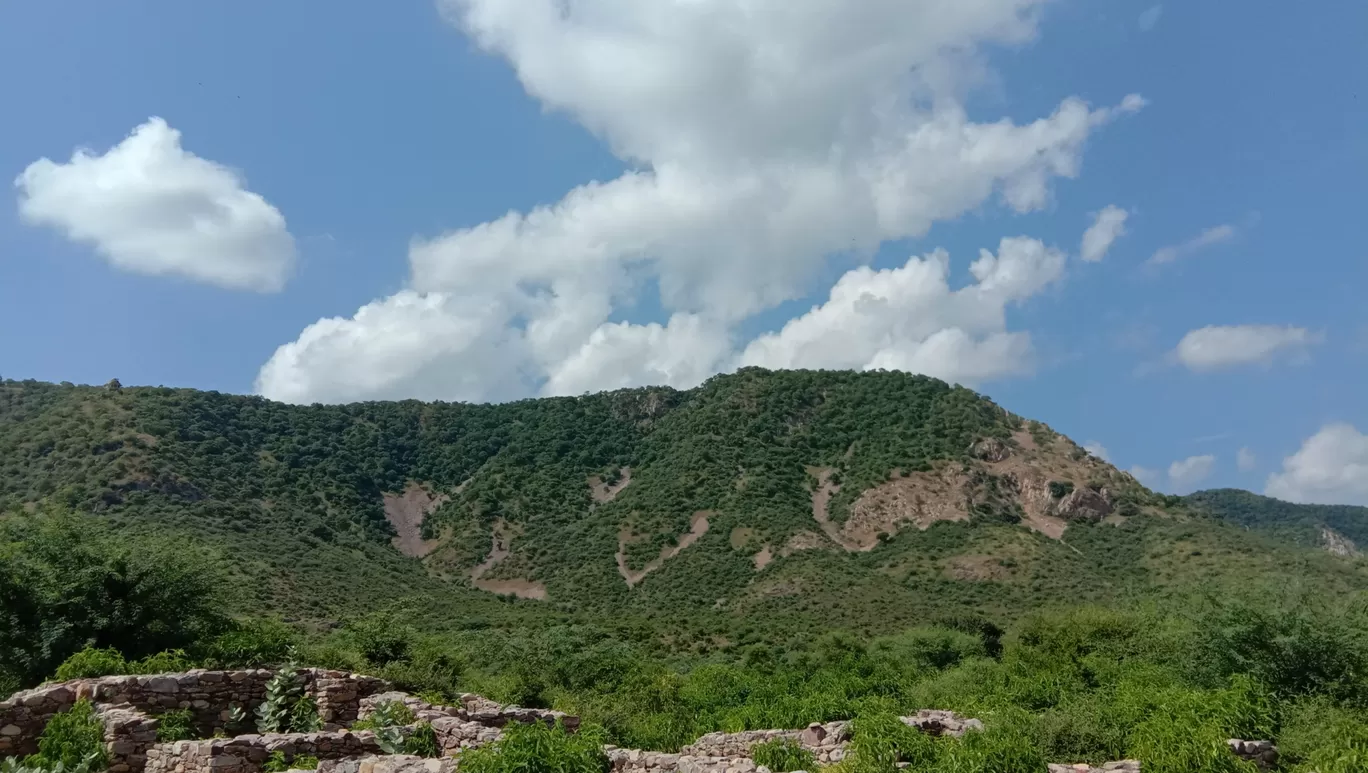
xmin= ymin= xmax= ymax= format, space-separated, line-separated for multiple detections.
xmin=25 ymin=700 xmax=109 ymax=773
xmin=53 ymin=647 xmax=127 ymax=681
xmin=404 ymin=723 xmax=441 ymax=758
xmin=353 ymin=700 xmax=416 ymax=731
xmin=459 ymin=721 xmax=609 ymax=773
xmin=255 ymin=651 xmax=319 ymax=733
xmin=750 ymin=739 xmax=816 ymax=772
xmin=262 ymin=751 xmax=291 ymax=773
xmin=156 ymin=708 xmax=196 ymax=742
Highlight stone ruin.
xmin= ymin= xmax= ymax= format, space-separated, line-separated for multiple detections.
xmin=1 ymin=670 xmax=1280 ymax=773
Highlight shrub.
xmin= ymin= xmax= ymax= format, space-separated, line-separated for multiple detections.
xmin=751 ymin=739 xmax=816 ymax=773
xmin=459 ymin=721 xmax=609 ymax=773
xmin=26 ymin=700 xmax=109 ymax=773
xmin=255 ymin=654 xmax=320 ymax=733
xmin=156 ymin=709 xmax=195 ymax=742
xmin=133 ymin=650 xmax=193 ymax=675
xmin=1278 ymin=698 xmax=1368 ymax=773
xmin=352 ymin=700 xmax=416 ymax=730
xmin=203 ymin=619 xmax=297 ymax=669
xmin=53 ymin=647 xmax=127 ymax=681
xmin=405 ymin=723 xmax=441 ymax=758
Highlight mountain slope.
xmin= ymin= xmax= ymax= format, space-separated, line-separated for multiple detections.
xmin=1186 ymin=488 xmax=1367 ymax=557
xmin=2 ymin=369 xmax=1364 ymax=645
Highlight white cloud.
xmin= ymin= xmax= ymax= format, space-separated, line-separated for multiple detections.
xmin=1265 ymin=424 xmax=1368 ymax=506
xmin=1147 ymin=224 xmax=1235 ymax=266
xmin=1168 ymin=454 xmax=1215 ymax=489
xmin=1080 ymin=205 xmax=1128 ymax=262
xmin=1084 ymin=441 xmax=1110 ymax=461
xmin=1174 ymin=324 xmax=1321 ymax=372
xmin=1138 ymin=6 xmax=1163 ymax=32
xmin=15 ymin=118 xmax=295 ymax=292
xmin=1237 ymin=447 xmax=1257 ymax=472
xmin=738 ymin=237 xmax=1066 ymax=384
xmin=261 ymin=0 xmax=1145 ymax=403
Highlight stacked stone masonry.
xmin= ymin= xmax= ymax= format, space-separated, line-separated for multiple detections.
xmin=4 ymin=671 xmax=1284 ymax=773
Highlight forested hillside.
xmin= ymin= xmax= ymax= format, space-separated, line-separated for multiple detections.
xmin=3 ymin=369 xmax=1367 ymax=771
xmin=2 ymin=369 xmax=1365 ymax=640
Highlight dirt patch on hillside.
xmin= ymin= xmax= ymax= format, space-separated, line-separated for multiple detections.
xmin=981 ymin=429 xmax=1119 ymax=539
xmin=808 ymin=467 xmax=863 ymax=550
xmin=753 ymin=544 xmax=774 ymax=570
xmin=840 ymin=467 xmax=972 ymax=550
xmin=470 ymin=519 xmax=548 ymax=600
xmin=589 ymin=467 xmax=633 ymax=504
xmin=383 ymin=482 xmax=448 ymax=558
xmin=616 ymin=511 xmax=712 ymax=587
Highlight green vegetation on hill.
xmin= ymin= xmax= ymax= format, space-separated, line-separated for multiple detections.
xmin=3 ymin=369 xmax=1368 ymax=771
xmin=1186 ymin=488 xmax=1368 ymax=552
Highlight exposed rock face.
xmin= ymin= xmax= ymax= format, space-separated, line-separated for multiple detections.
xmin=1321 ymin=527 xmax=1360 ymax=557
xmin=971 ymin=438 xmax=1011 ymax=463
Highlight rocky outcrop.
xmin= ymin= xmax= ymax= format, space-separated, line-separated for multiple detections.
xmin=971 ymin=438 xmax=1011 ymax=463
xmin=899 ymin=710 xmax=983 ymax=737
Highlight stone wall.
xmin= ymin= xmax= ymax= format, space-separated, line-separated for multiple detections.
xmin=318 ymin=755 xmax=455 ymax=773
xmin=100 ymin=705 xmax=160 ymax=773
xmin=144 ymin=731 xmax=384 ymax=773
xmin=1 ymin=669 xmax=387 ymax=761
xmin=607 ymin=748 xmax=768 ymax=773
xmin=1047 ymin=763 xmax=1140 ymax=773
xmin=680 ymin=722 xmax=849 ymax=763
xmin=1228 ymin=739 xmax=1279 ymax=770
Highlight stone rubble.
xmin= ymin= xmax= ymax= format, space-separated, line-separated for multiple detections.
xmin=4 ymin=670 xmax=1285 ymax=773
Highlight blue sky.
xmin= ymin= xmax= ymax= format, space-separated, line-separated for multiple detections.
xmin=1 ymin=1 xmax=1365 ymax=504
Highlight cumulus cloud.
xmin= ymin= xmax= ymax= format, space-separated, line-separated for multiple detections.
xmin=1080 ymin=205 xmax=1128 ymax=262
xmin=1237 ymin=447 xmax=1257 ymax=472
xmin=1265 ymin=424 xmax=1368 ymax=506
xmin=1138 ymin=6 xmax=1163 ymax=32
xmin=1083 ymin=441 xmax=1110 ymax=461
xmin=1174 ymin=324 xmax=1321 ymax=372
xmin=1147 ymin=224 xmax=1235 ymax=266
xmin=1168 ymin=454 xmax=1215 ymax=489
xmin=15 ymin=118 xmax=295 ymax=292
xmin=739 ymin=237 xmax=1066 ymax=383
xmin=260 ymin=0 xmax=1145 ymax=403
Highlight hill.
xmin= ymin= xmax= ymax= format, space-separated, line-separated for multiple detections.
xmin=3 ymin=368 xmax=1364 ymax=646
xmin=1185 ymin=488 xmax=1367 ymax=557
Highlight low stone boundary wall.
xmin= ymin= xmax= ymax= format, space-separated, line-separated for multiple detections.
xmin=0 ymin=669 xmax=388 ymax=758
xmin=360 ymin=692 xmax=578 ymax=733
xmin=101 ymin=705 xmax=160 ymax=773
xmin=606 ymin=748 xmax=766 ymax=773
xmin=144 ymin=731 xmax=385 ymax=773
xmin=680 ymin=721 xmax=849 ymax=759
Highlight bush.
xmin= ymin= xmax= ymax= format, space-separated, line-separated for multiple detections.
xmin=1278 ymin=698 xmax=1368 ymax=773
xmin=156 ymin=709 xmax=195 ymax=742
xmin=202 ymin=619 xmax=296 ymax=668
xmin=405 ymin=723 xmax=441 ymax=758
xmin=53 ymin=647 xmax=127 ymax=681
xmin=134 ymin=650 xmax=194 ymax=674
xmin=751 ymin=739 xmax=816 ymax=772
xmin=352 ymin=700 xmax=416 ymax=730
xmin=459 ymin=722 xmax=609 ymax=773
xmin=26 ymin=700 xmax=109 ymax=773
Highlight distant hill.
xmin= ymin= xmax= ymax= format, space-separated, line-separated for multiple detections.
xmin=3 ymin=369 xmax=1365 ymax=647
xmin=1185 ymin=488 xmax=1367 ymax=557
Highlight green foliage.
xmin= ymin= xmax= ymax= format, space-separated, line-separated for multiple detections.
xmin=750 ymin=739 xmax=815 ymax=772
xmin=1279 ymin=698 xmax=1368 ymax=773
xmin=1048 ymin=481 xmax=1074 ymax=499
xmin=53 ymin=647 xmax=128 ymax=681
xmin=25 ymin=700 xmax=108 ymax=773
xmin=352 ymin=701 xmax=417 ymax=731
xmin=293 ymin=757 xmax=320 ymax=771
xmin=0 ymin=509 xmax=229 ymax=690
xmin=1186 ymin=488 xmax=1368 ymax=549
xmin=52 ymin=646 xmax=194 ymax=682
xmin=254 ymin=654 xmax=320 ymax=734
xmin=262 ymin=751 xmax=291 ymax=773
xmin=458 ymin=722 xmax=610 ymax=773
xmin=201 ymin=619 xmax=297 ymax=668
xmin=405 ymin=723 xmax=441 ymax=758
xmin=156 ymin=708 xmax=196 ymax=742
